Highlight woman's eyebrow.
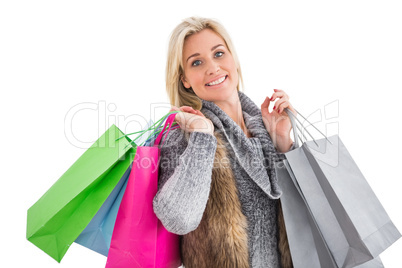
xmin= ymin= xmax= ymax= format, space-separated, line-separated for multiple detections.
xmin=211 ymin=44 xmax=224 ymax=51
xmin=186 ymin=53 xmax=200 ymax=63
xmin=186 ymin=44 xmax=225 ymax=63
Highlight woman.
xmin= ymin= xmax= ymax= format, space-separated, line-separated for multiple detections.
xmin=153 ymin=17 xmax=295 ymax=268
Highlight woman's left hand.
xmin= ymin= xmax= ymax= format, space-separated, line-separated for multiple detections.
xmin=261 ymin=89 xmax=295 ymax=153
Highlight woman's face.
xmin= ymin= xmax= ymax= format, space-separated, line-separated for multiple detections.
xmin=181 ymin=29 xmax=238 ymax=104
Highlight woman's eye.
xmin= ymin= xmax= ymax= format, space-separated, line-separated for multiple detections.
xmin=215 ymin=51 xmax=224 ymax=58
xmin=192 ymin=60 xmax=202 ymax=66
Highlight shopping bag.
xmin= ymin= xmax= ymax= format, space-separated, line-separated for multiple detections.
xmin=285 ymin=135 xmax=400 ymax=268
xmin=276 ymin=160 xmax=384 ymax=268
xmin=26 ymin=125 xmax=136 ymax=262
xmin=278 ymin=109 xmax=400 ymax=268
xmin=106 ymin=113 xmax=181 ymax=268
xmin=74 ymin=166 xmax=130 ymax=256
xmin=74 ymin=120 xmax=157 ymax=256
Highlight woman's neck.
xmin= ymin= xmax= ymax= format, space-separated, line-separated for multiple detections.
xmin=213 ymin=91 xmax=251 ymax=138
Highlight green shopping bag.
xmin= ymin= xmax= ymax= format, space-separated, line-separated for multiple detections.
xmin=26 ymin=124 xmax=136 ymax=262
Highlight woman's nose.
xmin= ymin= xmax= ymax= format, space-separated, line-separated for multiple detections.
xmin=206 ymin=60 xmax=220 ymax=75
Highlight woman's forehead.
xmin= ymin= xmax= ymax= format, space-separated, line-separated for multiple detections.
xmin=183 ymin=29 xmax=226 ymax=55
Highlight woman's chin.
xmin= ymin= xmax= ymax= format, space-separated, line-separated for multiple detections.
xmin=203 ymin=89 xmax=238 ymax=104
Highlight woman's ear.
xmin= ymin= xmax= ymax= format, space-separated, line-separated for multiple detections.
xmin=181 ymin=75 xmax=191 ymax=89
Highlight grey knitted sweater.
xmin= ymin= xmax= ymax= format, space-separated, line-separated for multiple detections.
xmin=153 ymin=92 xmax=289 ymax=267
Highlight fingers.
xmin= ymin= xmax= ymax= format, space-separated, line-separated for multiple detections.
xmin=276 ymin=100 xmax=291 ymax=114
xmin=176 ymin=113 xmax=213 ymax=134
xmin=170 ymin=105 xmax=211 ymax=133
xmin=273 ymin=98 xmax=285 ymax=113
xmin=261 ymin=96 xmax=271 ymax=116
xmin=174 ymin=112 xmax=192 ymax=130
xmin=169 ymin=106 xmax=180 ymax=112
xmin=179 ymin=106 xmax=196 ymax=114
xmin=192 ymin=110 xmax=205 ymax=117
xmin=270 ymin=89 xmax=289 ymax=102
xmin=270 ymin=89 xmax=291 ymax=114
xmin=170 ymin=106 xmax=205 ymax=117
xmin=181 ymin=106 xmax=205 ymax=117
xmin=262 ymin=92 xmax=290 ymax=114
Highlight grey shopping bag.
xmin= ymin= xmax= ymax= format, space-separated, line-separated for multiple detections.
xmin=276 ymin=108 xmax=400 ymax=267
xmin=276 ymin=159 xmax=337 ymax=267
xmin=284 ymin=135 xmax=400 ymax=268
xmin=277 ymin=159 xmax=384 ymax=268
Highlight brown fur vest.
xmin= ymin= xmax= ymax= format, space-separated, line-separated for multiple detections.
xmin=181 ymin=133 xmax=293 ymax=268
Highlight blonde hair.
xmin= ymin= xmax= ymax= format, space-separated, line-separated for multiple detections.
xmin=166 ymin=17 xmax=244 ymax=110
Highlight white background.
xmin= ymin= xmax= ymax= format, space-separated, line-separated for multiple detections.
xmin=1 ymin=0 xmax=401 ymax=267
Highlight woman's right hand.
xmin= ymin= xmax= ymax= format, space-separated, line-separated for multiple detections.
xmin=170 ymin=106 xmax=214 ymax=135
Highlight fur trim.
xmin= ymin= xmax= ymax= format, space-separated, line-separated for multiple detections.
xmin=181 ymin=133 xmax=250 ymax=268
xmin=278 ymin=201 xmax=293 ymax=268
xmin=181 ymin=132 xmax=294 ymax=268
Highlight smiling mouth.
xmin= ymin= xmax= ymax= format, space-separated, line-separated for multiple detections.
xmin=206 ymin=75 xmax=227 ymax=86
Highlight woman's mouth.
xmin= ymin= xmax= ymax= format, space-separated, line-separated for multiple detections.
xmin=206 ymin=75 xmax=227 ymax=86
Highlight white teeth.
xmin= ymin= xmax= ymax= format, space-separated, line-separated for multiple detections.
xmin=207 ymin=76 xmax=226 ymax=86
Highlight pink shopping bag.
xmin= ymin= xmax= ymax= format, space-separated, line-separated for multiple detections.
xmin=106 ymin=114 xmax=181 ymax=268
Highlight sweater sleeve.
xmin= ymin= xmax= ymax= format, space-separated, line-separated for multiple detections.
xmin=153 ymin=129 xmax=217 ymax=235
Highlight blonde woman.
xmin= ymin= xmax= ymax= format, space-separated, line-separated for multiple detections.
xmin=153 ymin=17 xmax=295 ymax=268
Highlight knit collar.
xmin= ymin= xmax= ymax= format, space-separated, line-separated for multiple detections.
xmin=201 ymin=91 xmax=281 ymax=199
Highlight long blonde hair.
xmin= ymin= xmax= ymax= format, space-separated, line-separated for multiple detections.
xmin=166 ymin=17 xmax=244 ymax=110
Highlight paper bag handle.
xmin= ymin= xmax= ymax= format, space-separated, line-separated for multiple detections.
xmin=285 ymin=108 xmax=332 ymax=148
xmin=154 ymin=113 xmax=178 ymax=146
